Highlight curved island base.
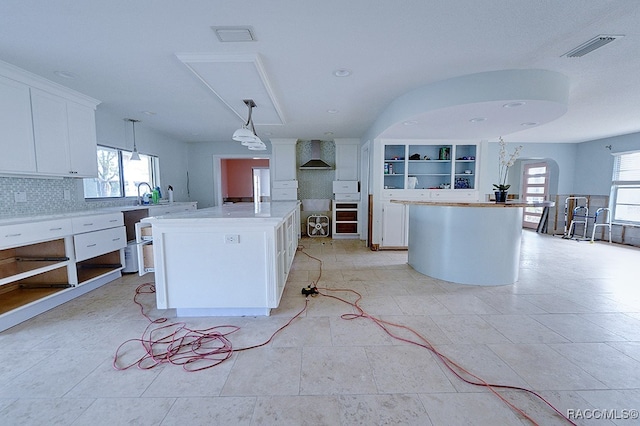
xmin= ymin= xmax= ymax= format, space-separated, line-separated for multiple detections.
xmin=397 ymin=200 xmax=553 ymax=286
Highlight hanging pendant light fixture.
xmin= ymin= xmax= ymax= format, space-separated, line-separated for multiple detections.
xmin=232 ymin=99 xmax=266 ymax=150
xmin=126 ymin=118 xmax=141 ymax=160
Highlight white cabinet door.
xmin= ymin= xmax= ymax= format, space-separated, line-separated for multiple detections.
xmin=66 ymin=101 xmax=98 ymax=177
xmin=270 ymin=139 xmax=297 ymax=181
xmin=31 ymin=88 xmax=72 ymax=175
xmin=31 ymin=88 xmax=98 ymax=177
xmin=335 ymin=142 xmax=359 ymax=181
xmin=381 ymin=202 xmax=408 ymax=247
xmin=0 ymin=75 xmax=36 ymax=173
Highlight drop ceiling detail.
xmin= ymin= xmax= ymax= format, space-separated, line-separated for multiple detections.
xmin=176 ymin=53 xmax=284 ymax=126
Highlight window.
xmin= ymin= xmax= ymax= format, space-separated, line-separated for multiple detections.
xmin=611 ymin=151 xmax=640 ymax=224
xmin=84 ymin=146 xmax=159 ymax=199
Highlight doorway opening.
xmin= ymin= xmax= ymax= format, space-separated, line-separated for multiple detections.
xmin=218 ymin=157 xmax=270 ymax=205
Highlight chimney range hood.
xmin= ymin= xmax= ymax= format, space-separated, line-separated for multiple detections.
xmin=299 ymin=140 xmax=333 ymax=170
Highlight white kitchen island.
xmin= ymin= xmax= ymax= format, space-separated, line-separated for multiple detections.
xmin=141 ymin=201 xmax=300 ymax=316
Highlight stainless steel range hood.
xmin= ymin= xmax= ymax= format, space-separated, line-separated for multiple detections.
xmin=299 ymin=140 xmax=333 ymax=170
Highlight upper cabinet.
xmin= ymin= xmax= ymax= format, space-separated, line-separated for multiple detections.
xmin=270 ymin=138 xmax=297 ymax=182
xmin=334 ymin=138 xmax=360 ymax=181
xmin=381 ymin=140 xmax=479 ymax=200
xmin=31 ymin=89 xmax=98 ymax=177
xmin=0 ymin=75 xmax=37 ymax=173
xmin=0 ymin=60 xmax=100 ymax=177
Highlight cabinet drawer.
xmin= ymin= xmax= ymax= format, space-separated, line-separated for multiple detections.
xmin=0 ymin=218 xmax=72 ymax=249
xmin=335 ymin=193 xmax=360 ymax=201
xmin=273 ymin=180 xmax=298 ymax=189
xmin=72 ymin=213 xmax=123 ymax=234
xmin=272 ymin=188 xmax=298 ymax=200
xmin=74 ymin=226 xmax=126 ymax=262
xmin=332 ymin=181 xmax=358 ymax=193
xmin=336 ymin=211 xmax=358 ymax=221
xmin=148 ymin=204 xmax=196 ymax=216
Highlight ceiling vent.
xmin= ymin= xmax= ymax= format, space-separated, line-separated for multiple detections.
xmin=212 ymin=26 xmax=256 ymax=42
xmin=563 ymin=35 xmax=623 ymax=58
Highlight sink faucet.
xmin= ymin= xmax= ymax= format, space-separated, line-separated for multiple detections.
xmin=137 ymin=182 xmax=153 ymax=205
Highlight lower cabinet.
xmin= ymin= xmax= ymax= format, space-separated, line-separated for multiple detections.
xmin=381 ymin=202 xmax=409 ymax=248
xmin=0 ymin=212 xmax=126 ymax=331
xmin=332 ymin=201 xmax=360 ymax=239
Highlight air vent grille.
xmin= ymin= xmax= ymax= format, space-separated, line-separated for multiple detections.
xmin=563 ymin=35 xmax=623 ymax=58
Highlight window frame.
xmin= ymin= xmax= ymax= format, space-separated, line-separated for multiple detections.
xmin=610 ymin=150 xmax=640 ymax=225
xmin=83 ymin=145 xmax=160 ymax=200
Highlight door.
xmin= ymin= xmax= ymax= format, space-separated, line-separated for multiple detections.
xmin=522 ymin=162 xmax=549 ymax=229
xmin=135 ymin=222 xmax=154 ymax=276
xmin=381 ymin=202 xmax=408 ymax=247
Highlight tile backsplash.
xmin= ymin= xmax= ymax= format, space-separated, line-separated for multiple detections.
xmin=0 ymin=176 xmax=135 ymax=218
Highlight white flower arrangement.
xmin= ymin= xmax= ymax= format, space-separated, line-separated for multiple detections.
xmin=494 ymin=137 xmax=523 ymax=192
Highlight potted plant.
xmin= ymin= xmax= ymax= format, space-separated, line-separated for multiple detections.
xmin=493 ymin=137 xmax=522 ymax=202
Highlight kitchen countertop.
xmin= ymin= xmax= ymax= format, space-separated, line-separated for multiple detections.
xmin=0 ymin=202 xmax=196 ymax=226
xmin=143 ymin=201 xmax=300 ymax=223
xmin=391 ymin=199 xmax=555 ymax=208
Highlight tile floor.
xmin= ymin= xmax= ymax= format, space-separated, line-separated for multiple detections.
xmin=0 ymin=231 xmax=639 ymax=425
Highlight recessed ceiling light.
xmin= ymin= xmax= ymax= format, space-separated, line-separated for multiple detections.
xmin=324 ymin=132 xmax=334 ymax=136
xmin=521 ymin=122 xmax=539 ymax=126
xmin=333 ymin=69 xmax=352 ymax=77
xmin=403 ymin=120 xmax=418 ymax=126
xmin=503 ymin=101 xmax=526 ymax=108
xmin=54 ymin=70 xmax=77 ymax=79
xmin=327 ymin=109 xmax=339 ymax=114
xmin=141 ymin=111 xmax=156 ymax=116
xmin=469 ymin=117 xmax=486 ymax=123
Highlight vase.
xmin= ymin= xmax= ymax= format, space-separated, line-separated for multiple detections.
xmin=495 ymin=191 xmax=508 ymax=203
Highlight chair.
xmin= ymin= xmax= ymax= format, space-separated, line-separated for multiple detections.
xmin=591 ymin=208 xmax=612 ymax=243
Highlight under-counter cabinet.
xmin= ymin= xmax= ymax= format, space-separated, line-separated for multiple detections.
xmin=332 ymin=201 xmax=360 ymax=239
xmin=0 ymin=212 xmax=126 ymax=331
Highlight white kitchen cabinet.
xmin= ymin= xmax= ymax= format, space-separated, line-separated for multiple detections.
xmin=381 ymin=201 xmax=409 ymax=248
xmin=0 ymin=75 xmax=37 ymax=173
xmin=335 ymin=139 xmax=360 ymax=181
xmin=271 ymin=180 xmax=298 ymax=201
xmin=31 ymin=88 xmax=98 ymax=177
xmin=270 ymin=138 xmax=298 ymax=181
xmin=66 ymin=101 xmax=99 ymax=177
xmin=142 ymin=202 xmax=299 ymax=316
xmin=0 ymin=60 xmax=100 ymax=177
xmin=381 ymin=141 xmax=479 ymax=198
xmin=0 ymin=211 xmax=125 ymax=331
xmin=332 ymin=201 xmax=360 ymax=239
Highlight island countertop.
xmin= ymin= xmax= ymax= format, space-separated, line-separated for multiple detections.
xmin=391 ymin=199 xmax=554 ymax=208
xmin=142 ymin=201 xmax=300 ymax=223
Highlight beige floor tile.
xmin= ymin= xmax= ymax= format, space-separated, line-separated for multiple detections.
xmin=0 ymin=232 xmax=637 ymax=423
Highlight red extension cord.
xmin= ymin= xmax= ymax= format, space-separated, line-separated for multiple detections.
xmin=113 ymin=245 xmax=576 ymax=425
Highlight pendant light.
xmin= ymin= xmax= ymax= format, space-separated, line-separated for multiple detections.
xmin=126 ymin=118 xmax=141 ymax=160
xmin=232 ymin=99 xmax=266 ymax=150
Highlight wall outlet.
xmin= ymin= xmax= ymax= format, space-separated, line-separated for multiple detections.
xmin=63 ymin=189 xmax=71 ymax=200
xmin=14 ymin=191 xmax=27 ymax=203
xmin=224 ymin=234 xmax=239 ymax=244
